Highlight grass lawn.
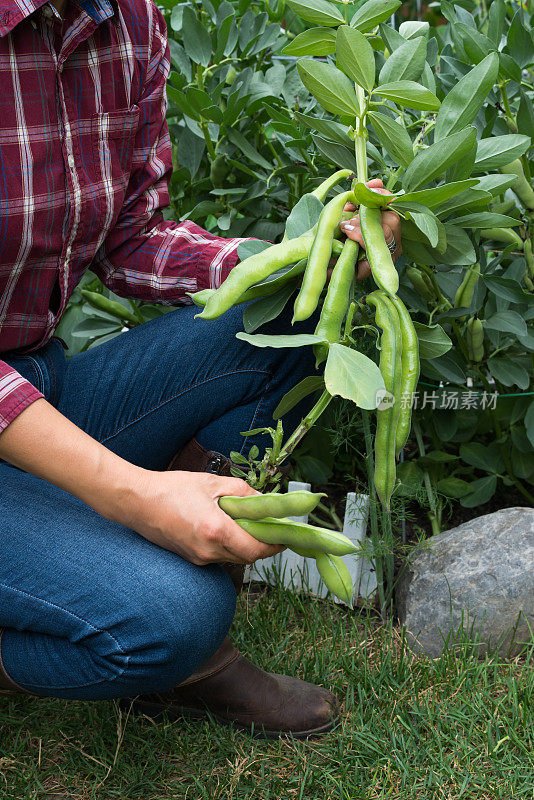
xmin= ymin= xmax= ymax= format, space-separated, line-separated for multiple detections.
xmin=0 ymin=584 xmax=532 ymax=800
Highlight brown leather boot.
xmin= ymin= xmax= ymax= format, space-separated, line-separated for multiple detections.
xmin=120 ymin=438 xmax=341 ymax=739
xmin=0 ymin=628 xmax=33 ymax=696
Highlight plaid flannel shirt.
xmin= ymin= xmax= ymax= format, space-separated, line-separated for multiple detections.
xmin=0 ymin=0 xmax=243 ymax=432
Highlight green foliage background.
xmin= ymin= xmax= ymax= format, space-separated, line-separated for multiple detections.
xmin=59 ymin=0 xmax=534 ymax=532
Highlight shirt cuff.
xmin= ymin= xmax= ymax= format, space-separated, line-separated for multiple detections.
xmin=0 ymin=366 xmax=44 ymax=434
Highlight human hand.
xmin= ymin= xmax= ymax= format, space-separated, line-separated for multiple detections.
xmin=127 ymin=469 xmax=284 ymax=566
xmin=338 ymin=178 xmax=402 ymax=281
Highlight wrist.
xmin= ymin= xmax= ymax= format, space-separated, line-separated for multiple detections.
xmin=84 ymin=449 xmax=149 ymax=528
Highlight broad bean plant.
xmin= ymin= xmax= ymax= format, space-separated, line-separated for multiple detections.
xmin=60 ymin=1 xmax=534 ymax=610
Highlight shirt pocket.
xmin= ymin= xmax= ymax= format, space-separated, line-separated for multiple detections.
xmin=91 ymin=105 xmax=140 ymax=187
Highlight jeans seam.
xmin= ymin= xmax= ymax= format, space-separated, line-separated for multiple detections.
xmin=0 ymin=579 xmax=130 ymax=691
xmin=42 ymin=346 xmax=58 ymax=401
xmin=100 ymin=368 xmax=271 ymax=446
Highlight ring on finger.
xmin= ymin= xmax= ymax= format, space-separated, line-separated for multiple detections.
xmin=386 ymin=234 xmax=396 ymax=254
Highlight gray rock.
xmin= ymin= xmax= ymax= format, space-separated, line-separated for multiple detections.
xmin=396 ymin=507 xmax=534 ymax=658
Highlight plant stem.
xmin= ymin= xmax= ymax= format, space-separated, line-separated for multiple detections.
xmin=413 ymin=419 xmax=441 ymax=536
xmin=276 ymin=390 xmax=332 ymax=465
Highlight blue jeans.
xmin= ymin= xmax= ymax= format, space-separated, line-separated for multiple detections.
xmin=0 ymin=303 xmax=315 ymax=699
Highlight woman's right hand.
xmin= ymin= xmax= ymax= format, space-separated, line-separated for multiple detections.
xmin=125 ymin=468 xmax=285 ymax=566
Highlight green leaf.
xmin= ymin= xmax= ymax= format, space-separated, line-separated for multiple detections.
xmin=435 ymin=189 xmax=492 ymax=218
xmin=350 ymin=0 xmax=402 ymax=33
xmin=373 ymin=80 xmax=440 ymax=111
xmin=236 ymin=332 xmax=326 ymax=348
xmin=525 ymin=400 xmax=534 ymax=448
xmin=285 ymin=193 xmax=323 ymax=239
xmin=312 ymin=135 xmax=356 ymax=171
xmin=396 ymin=180 xmax=479 ymax=209
xmin=484 ymin=311 xmax=528 ymax=337
xmin=71 ymin=317 xmax=121 ymax=337
xmin=434 ymin=54 xmax=499 ymax=142
xmin=297 ymin=60 xmax=360 ymax=118
xmin=379 ymin=36 xmax=427 ymax=84
xmin=460 ymin=475 xmax=498 ymax=508
xmin=336 ymin=26 xmax=376 ymax=93
xmin=506 ymin=9 xmax=534 ymax=68
xmin=226 ymin=128 xmax=272 ymax=172
xmin=286 ymin=0 xmax=344 ymax=27
xmin=396 ymin=462 xmax=424 ymax=498
xmin=438 ymin=225 xmax=476 ymax=266
xmin=403 ymin=127 xmax=477 ymax=192
xmin=182 ymin=6 xmax=212 ymax=67
xmin=324 ymin=344 xmax=385 ymax=409
xmin=273 ymin=376 xmax=325 ymax=420
xmin=282 ymin=27 xmax=336 ymax=56
xmin=517 ymin=89 xmax=534 ymax=139
xmin=413 ymin=322 xmax=453 ymax=359
xmin=368 ymin=111 xmax=414 ymax=168
xmin=409 ymin=210 xmax=442 ymax=248
xmin=237 ymin=239 xmax=271 ymax=260
xmin=398 ymin=20 xmax=429 ymax=39
xmin=460 ymin=442 xmax=504 ymax=474
xmin=475 ymin=174 xmax=518 ymax=197
xmin=488 ymin=357 xmax=530 ymax=389
xmin=352 ymin=182 xmax=395 ymax=208
xmin=487 ymin=0 xmax=505 ymax=47
xmin=474 ymin=135 xmax=532 ymax=173
xmin=295 ymin=113 xmax=351 ymax=147
xmin=453 ymin=212 xmax=520 ymax=229
xmin=437 ymin=477 xmax=472 ymax=498
xmin=423 ymin=352 xmax=466 ymax=383
xmin=483 ymin=275 xmax=531 ymax=304
xmin=456 ymin=23 xmax=495 ymax=65
xmin=243 ymin=283 xmax=297 ymax=334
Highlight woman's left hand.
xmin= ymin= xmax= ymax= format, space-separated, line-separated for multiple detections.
xmin=340 ymin=178 xmax=402 ymax=281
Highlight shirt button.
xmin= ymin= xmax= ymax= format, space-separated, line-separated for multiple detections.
xmin=67 ymin=154 xmax=75 ymax=170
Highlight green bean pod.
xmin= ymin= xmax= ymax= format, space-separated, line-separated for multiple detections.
xmin=315 ymin=553 xmax=354 ymax=606
xmin=359 ymin=206 xmax=399 ymax=295
xmin=480 ymin=228 xmax=524 ymax=249
xmin=293 ymin=190 xmax=356 ymax=322
xmin=406 ymin=267 xmax=436 ymax=302
xmin=80 ymin=290 xmax=139 ymax=324
xmin=466 ymin=317 xmax=484 ymax=362
xmin=313 ymin=237 xmax=359 ymax=366
xmin=311 ymin=169 xmax=354 ymax=203
xmin=366 ymin=292 xmax=399 ymax=510
xmin=219 ymin=491 xmax=324 ymax=521
xmin=380 ymin=294 xmax=403 ymax=455
xmin=235 ymin=517 xmax=358 ymax=556
xmin=388 ymin=294 xmax=420 ymax=456
xmin=197 ymin=232 xmax=315 ymax=320
xmin=454 ymin=263 xmax=480 ymax=310
xmin=288 ymin=546 xmax=354 ymax=605
xmin=500 ymin=160 xmax=534 ymax=211
xmin=189 ymin=259 xmax=308 ymax=308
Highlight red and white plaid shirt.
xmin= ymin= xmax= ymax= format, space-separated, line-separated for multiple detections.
xmin=0 ymin=0 xmax=243 ymax=433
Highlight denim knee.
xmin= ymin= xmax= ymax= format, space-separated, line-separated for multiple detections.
xmin=113 ymin=562 xmax=236 ymax=696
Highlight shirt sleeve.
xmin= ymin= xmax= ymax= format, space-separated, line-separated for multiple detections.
xmin=0 ymin=360 xmax=44 ymax=434
xmin=92 ymin=4 xmax=246 ymax=305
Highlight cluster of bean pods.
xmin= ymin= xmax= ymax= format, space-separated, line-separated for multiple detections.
xmin=219 ymin=491 xmax=356 ymax=605
xmin=193 ymin=169 xmax=421 ymax=582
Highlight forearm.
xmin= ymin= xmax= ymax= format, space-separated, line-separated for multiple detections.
xmin=0 ymin=398 xmax=142 ymax=525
